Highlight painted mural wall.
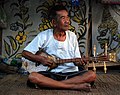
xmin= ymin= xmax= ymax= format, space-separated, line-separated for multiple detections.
xmin=1 ymin=0 xmax=120 ymax=62
xmin=2 ymin=0 xmax=89 ymax=59
xmin=92 ymin=0 xmax=120 ymax=62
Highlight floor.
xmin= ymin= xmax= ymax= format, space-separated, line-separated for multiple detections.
xmin=0 ymin=69 xmax=120 ymax=95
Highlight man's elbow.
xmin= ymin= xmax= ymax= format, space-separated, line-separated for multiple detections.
xmin=22 ymin=50 xmax=27 ymax=58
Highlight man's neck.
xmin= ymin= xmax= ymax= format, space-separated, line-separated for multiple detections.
xmin=53 ymin=30 xmax=66 ymax=41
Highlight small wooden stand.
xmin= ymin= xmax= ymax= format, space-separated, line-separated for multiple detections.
xmin=93 ymin=45 xmax=96 ymax=72
xmin=104 ymin=43 xmax=107 ymax=73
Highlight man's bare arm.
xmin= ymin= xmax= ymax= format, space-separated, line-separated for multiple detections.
xmin=22 ymin=50 xmax=53 ymax=66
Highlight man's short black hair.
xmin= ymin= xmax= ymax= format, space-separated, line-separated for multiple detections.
xmin=48 ymin=5 xmax=68 ymax=21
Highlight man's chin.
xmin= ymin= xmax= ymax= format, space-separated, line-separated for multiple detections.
xmin=63 ymin=27 xmax=69 ymax=31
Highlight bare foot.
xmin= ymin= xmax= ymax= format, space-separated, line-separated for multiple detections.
xmin=72 ymin=83 xmax=91 ymax=92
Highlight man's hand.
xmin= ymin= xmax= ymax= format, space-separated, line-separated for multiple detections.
xmin=36 ymin=55 xmax=54 ymax=67
xmin=74 ymin=56 xmax=87 ymax=66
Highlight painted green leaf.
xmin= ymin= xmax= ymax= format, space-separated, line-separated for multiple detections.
xmin=24 ymin=14 xmax=29 ymax=23
xmin=4 ymin=40 xmax=11 ymax=56
xmin=10 ymin=3 xmax=19 ymax=8
xmin=7 ymin=36 xmax=17 ymax=50
xmin=15 ymin=53 xmax=22 ymax=58
xmin=14 ymin=13 xmax=22 ymax=19
xmin=79 ymin=41 xmax=85 ymax=44
xmin=36 ymin=5 xmax=48 ymax=13
xmin=17 ymin=21 xmax=23 ymax=29
xmin=79 ymin=45 xmax=85 ymax=48
xmin=22 ymin=0 xmax=29 ymax=5
xmin=24 ymin=22 xmax=33 ymax=30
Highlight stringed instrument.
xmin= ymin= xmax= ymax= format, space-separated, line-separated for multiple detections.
xmin=35 ymin=51 xmax=110 ymax=70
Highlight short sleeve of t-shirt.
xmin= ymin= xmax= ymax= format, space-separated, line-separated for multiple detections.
xmin=23 ymin=29 xmax=53 ymax=54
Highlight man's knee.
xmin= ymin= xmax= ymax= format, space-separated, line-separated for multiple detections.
xmin=27 ymin=72 xmax=41 ymax=88
xmin=28 ymin=72 xmax=43 ymax=83
xmin=88 ymin=70 xmax=96 ymax=80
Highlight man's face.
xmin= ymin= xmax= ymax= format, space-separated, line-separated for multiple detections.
xmin=55 ymin=10 xmax=70 ymax=31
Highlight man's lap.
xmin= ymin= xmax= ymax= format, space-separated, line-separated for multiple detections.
xmin=27 ymin=68 xmax=88 ymax=88
xmin=38 ymin=70 xmax=88 ymax=81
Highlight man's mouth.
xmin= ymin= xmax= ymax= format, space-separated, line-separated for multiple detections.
xmin=64 ymin=24 xmax=69 ymax=27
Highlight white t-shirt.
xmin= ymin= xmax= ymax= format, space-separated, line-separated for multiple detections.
xmin=23 ymin=29 xmax=81 ymax=73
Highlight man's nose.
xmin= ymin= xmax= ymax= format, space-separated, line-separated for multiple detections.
xmin=65 ymin=19 xmax=70 ymax=24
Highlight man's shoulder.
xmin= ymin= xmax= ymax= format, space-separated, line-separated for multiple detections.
xmin=67 ymin=30 xmax=76 ymax=37
xmin=37 ymin=29 xmax=53 ymax=40
xmin=39 ymin=29 xmax=53 ymax=34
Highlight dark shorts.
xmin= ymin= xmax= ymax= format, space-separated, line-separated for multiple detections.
xmin=27 ymin=69 xmax=88 ymax=88
xmin=37 ymin=70 xmax=87 ymax=81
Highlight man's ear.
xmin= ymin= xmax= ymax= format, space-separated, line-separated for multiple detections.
xmin=52 ymin=19 xmax=56 ymax=27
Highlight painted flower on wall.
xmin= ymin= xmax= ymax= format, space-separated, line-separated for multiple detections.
xmin=16 ymin=32 xmax=27 ymax=45
xmin=4 ymin=0 xmax=33 ymax=59
xmin=10 ymin=22 xmax=19 ymax=31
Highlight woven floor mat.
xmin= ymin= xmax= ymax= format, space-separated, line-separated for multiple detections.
xmin=0 ymin=73 xmax=120 ymax=95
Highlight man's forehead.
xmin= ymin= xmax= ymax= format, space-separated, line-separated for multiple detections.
xmin=56 ymin=10 xmax=68 ymax=16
